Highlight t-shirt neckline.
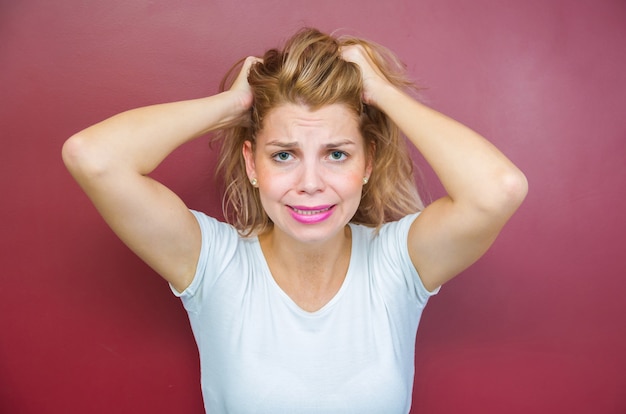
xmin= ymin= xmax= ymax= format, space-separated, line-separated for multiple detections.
xmin=252 ymin=224 xmax=359 ymax=317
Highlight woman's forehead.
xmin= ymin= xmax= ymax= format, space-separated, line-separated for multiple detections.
xmin=258 ymin=103 xmax=362 ymax=141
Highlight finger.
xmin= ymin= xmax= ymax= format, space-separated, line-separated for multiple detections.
xmin=340 ymin=44 xmax=365 ymax=63
xmin=242 ymin=56 xmax=263 ymax=73
xmin=231 ymin=57 xmax=262 ymax=90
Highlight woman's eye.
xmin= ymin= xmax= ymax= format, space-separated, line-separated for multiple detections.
xmin=329 ymin=151 xmax=347 ymax=161
xmin=273 ymin=152 xmax=292 ymax=162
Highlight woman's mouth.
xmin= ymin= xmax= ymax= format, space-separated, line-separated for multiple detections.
xmin=288 ymin=205 xmax=335 ymax=224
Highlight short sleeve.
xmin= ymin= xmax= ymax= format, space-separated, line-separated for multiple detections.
xmin=375 ymin=213 xmax=440 ymax=305
xmin=169 ymin=210 xmax=239 ymax=313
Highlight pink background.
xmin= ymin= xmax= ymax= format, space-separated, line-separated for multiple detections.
xmin=1 ymin=0 xmax=624 ymax=412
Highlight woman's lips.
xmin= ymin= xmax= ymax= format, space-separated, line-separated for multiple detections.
xmin=288 ymin=205 xmax=335 ymax=224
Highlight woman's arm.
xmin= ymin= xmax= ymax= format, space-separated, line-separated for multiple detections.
xmin=342 ymin=46 xmax=528 ymax=292
xmin=62 ymin=57 xmax=259 ymax=292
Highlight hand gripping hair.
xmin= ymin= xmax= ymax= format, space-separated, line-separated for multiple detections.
xmin=216 ymin=27 xmax=423 ymax=236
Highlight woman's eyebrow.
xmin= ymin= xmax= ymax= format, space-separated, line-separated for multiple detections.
xmin=265 ymin=140 xmax=299 ymax=148
xmin=325 ymin=139 xmax=356 ymax=148
xmin=264 ymin=138 xmax=357 ymax=148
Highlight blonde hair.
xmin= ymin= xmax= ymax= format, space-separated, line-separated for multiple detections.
xmin=215 ymin=27 xmax=423 ymax=236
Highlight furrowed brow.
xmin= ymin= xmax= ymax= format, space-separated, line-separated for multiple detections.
xmin=325 ymin=139 xmax=356 ymax=148
xmin=265 ymin=140 xmax=300 ymax=148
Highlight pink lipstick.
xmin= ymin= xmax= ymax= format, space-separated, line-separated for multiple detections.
xmin=288 ymin=204 xmax=335 ymax=224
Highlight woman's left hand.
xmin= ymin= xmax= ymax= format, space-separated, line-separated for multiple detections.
xmin=340 ymin=45 xmax=393 ymax=108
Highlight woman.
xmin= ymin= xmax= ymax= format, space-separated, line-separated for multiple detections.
xmin=63 ymin=28 xmax=527 ymax=413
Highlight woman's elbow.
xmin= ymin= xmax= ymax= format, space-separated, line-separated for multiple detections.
xmin=62 ymin=133 xmax=108 ymax=181
xmin=496 ymin=167 xmax=529 ymax=215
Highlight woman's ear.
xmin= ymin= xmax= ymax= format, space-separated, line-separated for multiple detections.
xmin=242 ymin=140 xmax=257 ymax=181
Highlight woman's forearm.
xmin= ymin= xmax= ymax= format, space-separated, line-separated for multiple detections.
xmin=376 ymin=85 xmax=527 ymax=214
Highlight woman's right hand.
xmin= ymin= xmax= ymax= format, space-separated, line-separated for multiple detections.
xmin=227 ymin=56 xmax=262 ymax=114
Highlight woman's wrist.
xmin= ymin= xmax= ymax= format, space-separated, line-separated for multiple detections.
xmin=201 ymin=90 xmax=252 ymax=132
xmin=367 ymin=80 xmax=406 ymax=114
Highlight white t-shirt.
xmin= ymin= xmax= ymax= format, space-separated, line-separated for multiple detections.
xmin=172 ymin=210 xmax=439 ymax=414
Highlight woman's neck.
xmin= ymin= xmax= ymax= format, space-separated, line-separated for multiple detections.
xmin=258 ymin=226 xmax=352 ymax=312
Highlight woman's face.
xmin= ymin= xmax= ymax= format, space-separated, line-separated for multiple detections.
xmin=243 ymin=103 xmax=372 ymax=246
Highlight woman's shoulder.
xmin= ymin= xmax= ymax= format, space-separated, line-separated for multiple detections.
xmin=347 ymin=213 xmax=419 ymax=265
xmin=191 ymin=210 xmax=240 ymax=232
xmin=190 ymin=209 xmax=254 ymax=247
xmin=350 ymin=212 xmax=420 ymax=241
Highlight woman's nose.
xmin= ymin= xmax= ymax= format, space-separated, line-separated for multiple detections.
xmin=297 ymin=161 xmax=325 ymax=194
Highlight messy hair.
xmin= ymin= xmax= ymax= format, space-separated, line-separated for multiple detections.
xmin=215 ymin=27 xmax=423 ymax=236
